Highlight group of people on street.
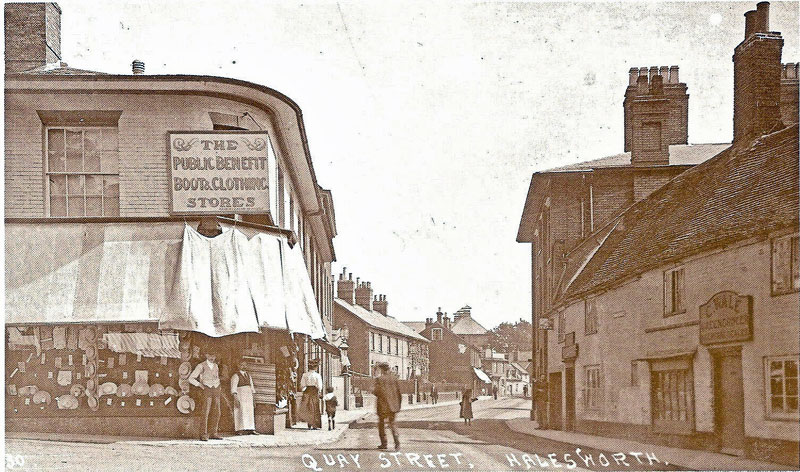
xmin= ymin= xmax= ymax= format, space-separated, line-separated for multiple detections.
xmin=188 ymin=352 xmax=259 ymax=441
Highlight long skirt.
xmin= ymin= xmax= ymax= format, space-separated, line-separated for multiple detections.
xmin=298 ymin=387 xmax=322 ymax=428
xmin=460 ymin=400 xmax=473 ymax=419
xmin=233 ymin=385 xmax=256 ymax=431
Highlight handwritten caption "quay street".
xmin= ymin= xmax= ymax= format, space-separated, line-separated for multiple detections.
xmin=302 ymin=453 xmax=474 ymax=471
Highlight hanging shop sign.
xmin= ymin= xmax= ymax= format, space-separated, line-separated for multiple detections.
xmin=699 ymin=291 xmax=753 ymax=345
xmin=168 ymin=131 xmax=271 ymax=215
xmin=538 ymin=318 xmax=553 ymax=330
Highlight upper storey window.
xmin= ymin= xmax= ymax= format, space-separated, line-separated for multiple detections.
xmin=46 ymin=126 xmax=119 ymax=217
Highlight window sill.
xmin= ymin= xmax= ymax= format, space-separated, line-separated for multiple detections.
xmin=663 ymin=309 xmax=686 ymax=318
xmin=584 ymin=331 xmax=597 ymax=336
xmin=764 ymin=413 xmax=800 ymax=422
xmin=771 ymin=289 xmax=800 ymax=297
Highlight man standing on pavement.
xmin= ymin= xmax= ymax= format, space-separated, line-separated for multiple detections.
xmin=534 ymin=374 xmax=548 ymax=430
xmin=374 ymin=362 xmax=402 ymax=450
xmin=189 ymin=351 xmax=222 ymax=441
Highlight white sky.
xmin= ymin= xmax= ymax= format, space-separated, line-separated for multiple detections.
xmin=55 ymin=1 xmax=798 ymax=330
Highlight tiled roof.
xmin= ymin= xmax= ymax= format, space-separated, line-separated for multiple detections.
xmin=547 ymin=143 xmax=730 ymax=172
xmin=402 ymin=321 xmax=427 ymax=333
xmin=450 ymin=315 xmax=489 ymax=335
xmin=564 ymin=124 xmax=799 ymax=300
xmin=334 ymin=299 xmax=429 ymax=342
xmin=20 ymin=62 xmax=108 ymax=75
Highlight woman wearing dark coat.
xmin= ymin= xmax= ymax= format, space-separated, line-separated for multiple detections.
xmin=460 ymin=388 xmax=477 ymax=425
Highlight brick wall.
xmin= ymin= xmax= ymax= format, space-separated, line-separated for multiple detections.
xmin=624 ymin=66 xmax=688 ymax=153
xmin=422 ymin=323 xmax=476 ymax=386
xmin=632 ymin=168 xmax=683 ymax=202
xmin=591 ymin=172 xmax=634 ymax=231
xmin=4 ymin=3 xmax=60 ymax=73
xmin=733 ymin=33 xmax=784 ymax=143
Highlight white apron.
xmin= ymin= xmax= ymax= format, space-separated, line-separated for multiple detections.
xmin=232 ymin=372 xmax=255 ymax=431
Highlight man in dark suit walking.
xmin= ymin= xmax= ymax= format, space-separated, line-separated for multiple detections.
xmin=374 ymin=362 xmax=402 ymax=450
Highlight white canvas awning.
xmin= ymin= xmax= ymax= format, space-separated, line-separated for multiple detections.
xmin=6 ymin=222 xmax=327 ymax=339
xmin=473 ymin=367 xmax=492 ymax=384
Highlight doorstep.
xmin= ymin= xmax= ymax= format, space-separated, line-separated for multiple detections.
xmin=504 ymin=419 xmax=796 ymax=471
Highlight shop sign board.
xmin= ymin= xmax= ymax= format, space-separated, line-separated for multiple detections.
xmin=538 ymin=318 xmax=553 ymax=330
xmin=168 ymin=131 xmax=271 ymax=215
xmin=562 ymin=344 xmax=578 ymax=360
xmin=699 ymin=291 xmax=753 ymax=345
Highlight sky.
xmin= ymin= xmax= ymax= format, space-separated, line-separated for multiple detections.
xmin=54 ymin=1 xmax=798 ymax=330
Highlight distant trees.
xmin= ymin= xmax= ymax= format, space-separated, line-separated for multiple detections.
xmin=487 ymin=319 xmax=532 ymax=352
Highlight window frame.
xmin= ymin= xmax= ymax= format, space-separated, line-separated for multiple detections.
xmin=584 ymin=298 xmax=598 ymax=335
xmin=431 ymin=328 xmax=443 ymax=341
xmin=583 ymin=364 xmax=602 ymax=410
xmin=558 ymin=310 xmax=565 ymax=343
xmin=650 ymin=358 xmax=695 ymax=434
xmin=663 ymin=267 xmax=686 ymax=317
xmin=771 ymin=234 xmax=800 ymax=296
xmin=763 ymin=354 xmax=800 ymax=421
xmin=45 ymin=125 xmax=120 ymax=217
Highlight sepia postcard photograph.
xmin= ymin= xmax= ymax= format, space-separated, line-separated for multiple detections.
xmin=2 ymin=0 xmax=799 ymax=470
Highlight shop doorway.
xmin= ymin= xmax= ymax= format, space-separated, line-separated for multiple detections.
xmin=565 ymin=364 xmax=576 ymax=431
xmin=713 ymin=348 xmax=745 ymax=455
xmin=549 ymin=372 xmax=563 ymax=430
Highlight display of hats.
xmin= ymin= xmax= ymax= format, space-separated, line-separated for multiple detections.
xmin=70 ymin=384 xmax=85 ymax=398
xmin=117 ymin=383 xmax=132 ymax=397
xmin=131 ymin=382 xmax=150 ymax=396
xmin=176 ymin=395 xmax=195 ymax=414
xmin=19 ymin=385 xmax=39 ymax=396
xmin=7 ymin=384 xmax=17 ymax=396
xmin=85 ymin=345 xmax=98 ymax=360
xmin=178 ymin=362 xmax=192 ymax=378
xmin=164 ymin=386 xmax=179 ymax=396
xmin=99 ymin=382 xmax=117 ymax=396
xmin=149 ymin=383 xmax=165 ymax=397
xmin=56 ymin=394 xmax=79 ymax=410
xmin=85 ymin=362 xmax=96 ymax=378
xmin=32 ymin=390 xmax=51 ymax=405
xmin=87 ymin=394 xmax=99 ymax=411
xmin=178 ymin=378 xmax=191 ymax=393
xmin=86 ymin=378 xmax=97 ymax=393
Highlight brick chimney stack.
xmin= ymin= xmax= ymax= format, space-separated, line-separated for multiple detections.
xmin=733 ymin=2 xmax=785 ymax=143
xmin=373 ymin=294 xmax=388 ymax=316
xmin=623 ymin=65 xmax=689 ymax=162
xmin=355 ymin=281 xmax=373 ymax=311
xmin=336 ymin=268 xmax=356 ymax=305
xmin=436 ymin=307 xmax=443 ymax=325
xmin=5 ymin=2 xmax=62 ymax=73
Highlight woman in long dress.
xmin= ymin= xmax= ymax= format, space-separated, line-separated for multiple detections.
xmin=299 ymin=359 xmax=323 ymax=429
xmin=460 ymin=388 xmax=477 ymax=425
xmin=231 ymin=363 xmax=257 ymax=434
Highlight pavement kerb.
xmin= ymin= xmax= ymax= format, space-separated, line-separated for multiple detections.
xmin=504 ymin=418 xmax=795 ymax=471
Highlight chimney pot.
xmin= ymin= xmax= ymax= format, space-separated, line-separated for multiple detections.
xmin=348 ymin=273 xmax=352 ymax=281
xmin=132 ymin=59 xmax=145 ymax=75
xmin=668 ymin=66 xmax=679 ymax=84
xmin=659 ymin=66 xmax=669 ymax=78
xmin=744 ymin=10 xmax=758 ymax=39
xmin=648 ymin=66 xmax=659 ymax=81
xmin=639 ymin=67 xmax=648 ymax=78
xmin=629 ymin=68 xmax=639 ymax=86
xmin=756 ymin=2 xmax=769 ymax=32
